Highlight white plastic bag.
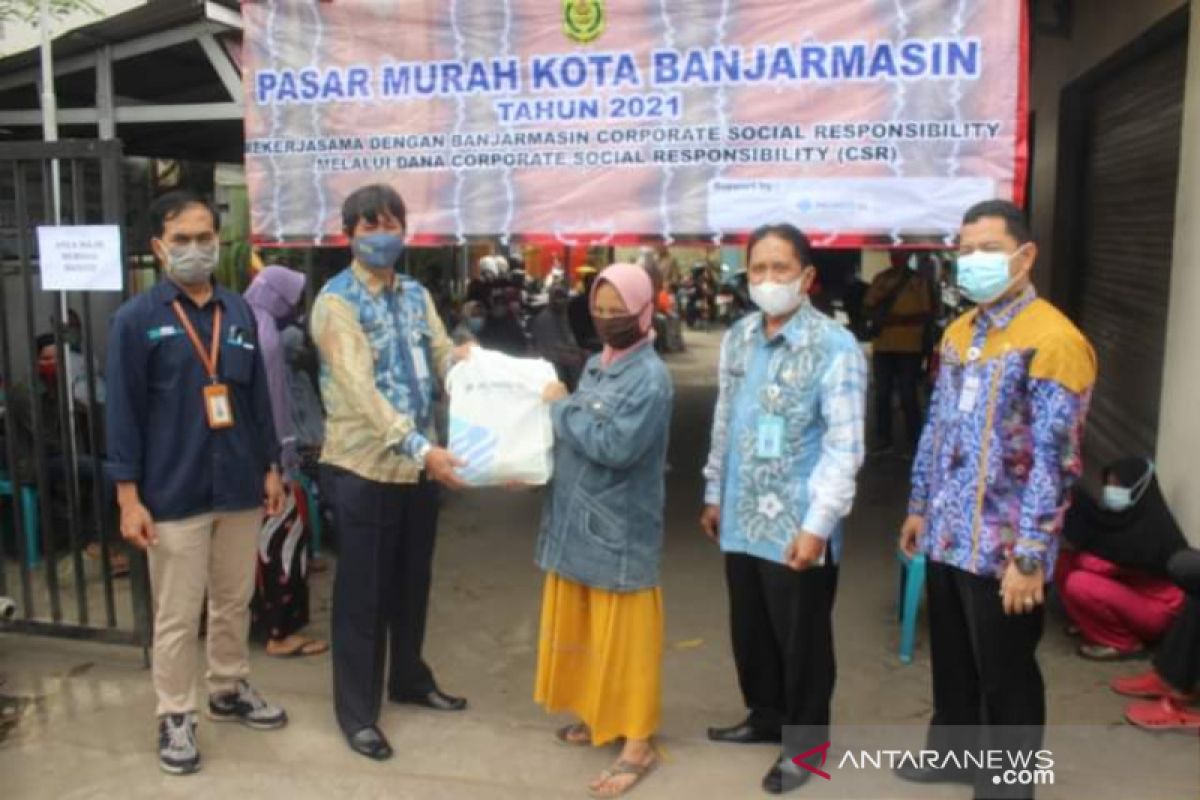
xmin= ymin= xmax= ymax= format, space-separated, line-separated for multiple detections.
xmin=445 ymin=348 xmax=557 ymax=486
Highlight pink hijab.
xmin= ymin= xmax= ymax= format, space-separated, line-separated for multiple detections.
xmin=591 ymin=262 xmax=656 ymax=368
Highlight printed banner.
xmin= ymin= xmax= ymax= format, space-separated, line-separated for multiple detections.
xmin=242 ymin=0 xmax=1027 ymax=245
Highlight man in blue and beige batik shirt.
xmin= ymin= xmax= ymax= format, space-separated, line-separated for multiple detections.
xmin=311 ymin=184 xmax=473 ymax=762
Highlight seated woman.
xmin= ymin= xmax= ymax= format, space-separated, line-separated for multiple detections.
xmin=1112 ymin=548 xmax=1200 ymax=732
xmin=1057 ymin=458 xmax=1188 ymax=660
xmin=533 ymin=263 xmax=674 ymax=798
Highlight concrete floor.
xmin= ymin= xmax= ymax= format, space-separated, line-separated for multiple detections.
xmin=1 ymin=330 xmax=1197 ymax=799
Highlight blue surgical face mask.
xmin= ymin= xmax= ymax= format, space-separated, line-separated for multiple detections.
xmin=466 ymin=317 xmax=485 ymax=335
xmin=1102 ymin=486 xmax=1134 ymax=512
xmin=352 ymin=232 xmax=406 ymax=270
xmin=956 ymin=246 xmax=1025 ymax=305
xmin=1102 ymin=461 xmax=1155 ymax=512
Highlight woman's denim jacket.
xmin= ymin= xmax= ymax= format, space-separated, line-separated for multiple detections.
xmin=535 ymin=343 xmax=674 ymax=592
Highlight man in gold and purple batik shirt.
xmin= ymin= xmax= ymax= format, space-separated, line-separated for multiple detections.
xmin=898 ymin=200 xmax=1096 ymax=800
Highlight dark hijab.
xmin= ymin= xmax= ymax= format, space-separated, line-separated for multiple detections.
xmin=1063 ymin=457 xmax=1188 ymax=575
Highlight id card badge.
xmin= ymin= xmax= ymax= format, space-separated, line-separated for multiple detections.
xmin=203 ymin=383 xmax=235 ymax=429
xmin=411 ymin=345 xmax=431 ymax=382
xmin=756 ymin=415 xmax=785 ymax=459
xmin=958 ymin=374 xmax=982 ymax=413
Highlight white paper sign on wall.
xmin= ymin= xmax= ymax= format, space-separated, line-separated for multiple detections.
xmin=36 ymin=225 xmax=123 ymax=292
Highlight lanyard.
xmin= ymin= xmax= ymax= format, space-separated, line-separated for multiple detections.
xmin=171 ymin=300 xmax=222 ymax=382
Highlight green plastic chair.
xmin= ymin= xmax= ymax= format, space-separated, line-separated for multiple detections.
xmin=0 ymin=472 xmax=40 ymax=568
xmin=896 ymin=549 xmax=926 ymax=664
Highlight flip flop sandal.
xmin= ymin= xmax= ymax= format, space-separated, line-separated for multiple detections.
xmin=554 ymin=723 xmax=592 ymax=746
xmin=1125 ymin=697 xmax=1200 ymax=733
xmin=588 ymin=758 xmax=659 ymax=799
xmin=1110 ymin=670 xmax=1191 ymax=700
xmin=268 ymin=638 xmax=329 ymax=658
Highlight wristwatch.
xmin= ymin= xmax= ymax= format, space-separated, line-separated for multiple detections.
xmin=413 ymin=442 xmax=434 ymax=471
xmin=1014 ymin=555 xmax=1041 ymax=576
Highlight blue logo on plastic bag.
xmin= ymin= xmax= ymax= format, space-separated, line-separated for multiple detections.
xmin=448 ymin=418 xmax=499 ymax=485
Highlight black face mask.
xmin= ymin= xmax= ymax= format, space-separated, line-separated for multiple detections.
xmin=595 ymin=314 xmax=643 ymax=349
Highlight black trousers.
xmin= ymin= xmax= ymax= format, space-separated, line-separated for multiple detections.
xmin=324 ymin=466 xmax=439 ymax=736
xmin=873 ymin=351 xmax=924 ymax=449
xmin=926 ymin=561 xmax=1045 ymax=800
xmin=1154 ymin=549 xmax=1200 ymax=694
xmin=724 ymin=553 xmax=838 ymax=748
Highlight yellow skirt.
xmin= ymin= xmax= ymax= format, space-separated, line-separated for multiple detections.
xmin=534 ymin=572 xmax=663 ymax=746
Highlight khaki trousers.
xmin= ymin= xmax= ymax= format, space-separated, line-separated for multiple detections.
xmin=147 ymin=509 xmax=260 ymax=717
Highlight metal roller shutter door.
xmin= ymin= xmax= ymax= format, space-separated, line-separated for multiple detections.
xmin=1078 ymin=38 xmax=1186 ymax=470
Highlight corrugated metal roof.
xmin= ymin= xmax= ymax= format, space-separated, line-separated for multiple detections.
xmin=0 ymin=1 xmax=245 ymax=162
xmin=0 ymin=0 xmax=240 ymax=76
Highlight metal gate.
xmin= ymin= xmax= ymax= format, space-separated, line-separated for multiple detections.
xmin=0 ymin=139 xmax=152 ymax=649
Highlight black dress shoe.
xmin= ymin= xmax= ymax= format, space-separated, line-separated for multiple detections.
xmin=763 ymin=756 xmax=812 ymax=795
xmin=707 ymin=718 xmax=782 ymax=745
xmin=347 ymin=726 xmax=393 ymax=761
xmin=893 ymin=764 xmax=975 ymax=785
xmin=392 ymin=688 xmax=468 ymax=712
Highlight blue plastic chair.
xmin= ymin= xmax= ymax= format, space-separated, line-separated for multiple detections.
xmin=896 ymin=549 xmax=926 ymax=664
xmin=297 ymin=473 xmax=322 ymax=558
xmin=0 ymin=473 xmax=40 ymax=568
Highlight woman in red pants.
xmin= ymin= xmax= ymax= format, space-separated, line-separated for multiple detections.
xmin=1112 ymin=549 xmax=1200 ymax=733
xmin=1057 ymin=458 xmax=1188 ymax=660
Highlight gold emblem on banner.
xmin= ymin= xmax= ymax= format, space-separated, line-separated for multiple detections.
xmin=563 ymin=0 xmax=605 ymax=44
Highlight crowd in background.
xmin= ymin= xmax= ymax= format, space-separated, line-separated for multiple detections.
xmin=1 ymin=191 xmax=1199 ymax=797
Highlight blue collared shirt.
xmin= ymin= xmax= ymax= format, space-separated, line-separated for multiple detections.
xmin=104 ymin=280 xmax=279 ymax=521
xmin=703 ymin=303 xmax=868 ymax=566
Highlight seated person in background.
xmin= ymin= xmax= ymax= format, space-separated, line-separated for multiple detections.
xmin=1057 ymin=458 xmax=1187 ymax=660
xmin=451 ymin=300 xmax=487 ymax=345
xmin=466 ymin=256 xmax=500 ymax=306
xmin=64 ymin=309 xmax=106 ymax=408
xmin=568 ymin=267 xmax=602 ymax=352
xmin=479 ymin=288 xmax=528 ymax=356
xmin=9 ymin=334 xmax=126 ymax=574
xmin=1112 ymin=548 xmax=1200 ymax=733
xmin=531 ymin=287 xmax=587 ymax=390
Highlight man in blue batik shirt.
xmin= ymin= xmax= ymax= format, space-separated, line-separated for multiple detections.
xmin=311 ymin=184 xmax=475 ymax=762
xmin=701 ymin=224 xmax=867 ymax=796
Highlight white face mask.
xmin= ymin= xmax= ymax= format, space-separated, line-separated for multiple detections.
xmin=750 ymin=279 xmax=805 ymax=318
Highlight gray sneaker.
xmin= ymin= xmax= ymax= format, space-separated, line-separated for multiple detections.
xmin=158 ymin=712 xmax=200 ymax=775
xmin=208 ymin=680 xmax=288 ymax=730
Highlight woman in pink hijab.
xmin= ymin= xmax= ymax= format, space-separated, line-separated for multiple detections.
xmin=534 ymin=263 xmax=675 ymax=798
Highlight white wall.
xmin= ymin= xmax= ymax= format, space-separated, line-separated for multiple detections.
xmin=1158 ymin=7 xmax=1200 ymax=545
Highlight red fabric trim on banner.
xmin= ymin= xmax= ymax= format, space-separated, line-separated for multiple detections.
xmin=1012 ymin=0 xmax=1032 ymax=210
xmin=251 ymin=233 xmax=954 ymax=251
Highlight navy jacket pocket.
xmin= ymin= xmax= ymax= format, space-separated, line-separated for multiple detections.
xmin=221 ymin=344 xmax=255 ymax=385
